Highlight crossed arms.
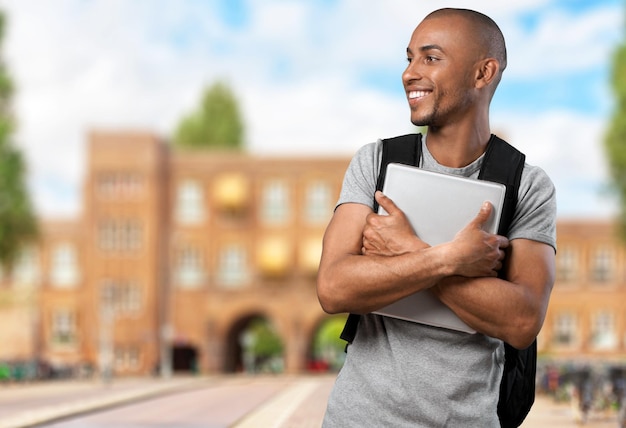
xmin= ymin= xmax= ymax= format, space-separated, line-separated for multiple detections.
xmin=316 ymin=191 xmax=556 ymax=350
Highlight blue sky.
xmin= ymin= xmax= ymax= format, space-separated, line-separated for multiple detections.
xmin=1 ymin=0 xmax=624 ymax=219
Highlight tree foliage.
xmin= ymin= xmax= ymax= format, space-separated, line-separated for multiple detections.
xmin=605 ymin=29 xmax=626 ymax=236
xmin=312 ymin=315 xmax=347 ymax=370
xmin=0 ymin=11 xmax=38 ymax=269
xmin=248 ymin=318 xmax=283 ymax=358
xmin=173 ymin=81 xmax=245 ymax=150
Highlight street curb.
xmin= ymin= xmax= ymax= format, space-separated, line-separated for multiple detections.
xmin=0 ymin=379 xmax=205 ymax=428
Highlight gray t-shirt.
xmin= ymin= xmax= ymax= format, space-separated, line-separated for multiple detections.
xmin=322 ymin=138 xmax=557 ymax=427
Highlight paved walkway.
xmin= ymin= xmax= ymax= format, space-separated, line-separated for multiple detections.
xmin=0 ymin=375 xmax=623 ymax=427
xmin=522 ymin=396 xmax=620 ymax=428
xmin=0 ymin=377 xmax=202 ymax=428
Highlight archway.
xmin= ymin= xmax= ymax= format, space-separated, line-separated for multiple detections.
xmin=308 ymin=315 xmax=347 ymax=373
xmin=223 ymin=314 xmax=285 ymax=374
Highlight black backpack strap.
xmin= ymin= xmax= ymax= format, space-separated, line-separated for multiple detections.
xmin=339 ymin=134 xmax=422 ymax=345
xmin=373 ymin=134 xmax=422 ymax=212
xmin=498 ymin=340 xmax=537 ymax=428
xmin=478 ymin=135 xmax=525 ymax=237
xmin=479 ymin=136 xmax=536 ymax=428
xmin=339 ymin=313 xmax=362 ymax=344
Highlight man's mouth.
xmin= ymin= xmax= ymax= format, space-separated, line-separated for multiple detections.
xmin=408 ymin=90 xmax=430 ymax=100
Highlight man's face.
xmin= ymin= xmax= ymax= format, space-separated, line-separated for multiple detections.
xmin=402 ymin=15 xmax=480 ymax=127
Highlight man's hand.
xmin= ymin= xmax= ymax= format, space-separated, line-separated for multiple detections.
xmin=445 ymin=202 xmax=510 ymax=278
xmin=362 ymin=191 xmax=429 ymax=256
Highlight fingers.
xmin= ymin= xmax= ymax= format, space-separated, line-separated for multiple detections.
xmin=361 ymin=235 xmax=385 ymax=256
xmin=467 ymin=202 xmax=510 ymax=249
xmin=469 ymin=201 xmax=493 ymax=228
xmin=374 ymin=191 xmax=400 ymax=215
xmin=361 ymin=234 xmax=374 ymax=254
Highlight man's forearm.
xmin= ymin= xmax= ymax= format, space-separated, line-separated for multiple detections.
xmin=317 ymin=247 xmax=450 ymax=314
xmin=431 ymin=239 xmax=555 ymax=348
xmin=432 ymin=274 xmax=548 ymax=349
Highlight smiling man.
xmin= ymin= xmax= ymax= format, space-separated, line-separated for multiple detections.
xmin=317 ymin=8 xmax=556 ymax=427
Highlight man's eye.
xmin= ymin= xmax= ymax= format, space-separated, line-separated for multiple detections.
xmin=425 ymin=56 xmax=438 ymax=63
xmin=406 ymin=57 xmax=413 ymax=63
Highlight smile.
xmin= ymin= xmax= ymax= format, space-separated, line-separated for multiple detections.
xmin=408 ymin=90 xmax=430 ymax=100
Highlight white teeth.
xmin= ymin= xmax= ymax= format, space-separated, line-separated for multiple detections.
xmin=409 ymin=90 xmax=428 ymax=99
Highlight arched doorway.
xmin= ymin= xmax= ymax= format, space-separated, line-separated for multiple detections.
xmin=223 ymin=314 xmax=285 ymax=374
xmin=308 ymin=315 xmax=347 ymax=373
xmin=172 ymin=343 xmax=199 ymax=373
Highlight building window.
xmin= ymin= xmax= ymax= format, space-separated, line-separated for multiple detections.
xmin=556 ymin=246 xmax=578 ymax=283
xmin=114 ymin=346 xmax=141 ymax=371
xmin=176 ymin=180 xmax=205 ymax=225
xmin=218 ymin=244 xmax=248 ymax=288
xmin=261 ymin=180 xmax=290 ymax=225
xmin=51 ymin=309 xmax=77 ymax=346
xmin=175 ymin=246 xmax=204 ymax=289
xmin=99 ymin=220 xmax=115 ymax=251
xmin=100 ymin=279 xmax=142 ymax=316
xmin=590 ymin=311 xmax=617 ymax=350
xmin=553 ymin=312 xmax=578 ymax=348
xmin=98 ymin=219 xmax=142 ymax=252
xmin=51 ymin=243 xmax=80 ymax=288
xmin=97 ymin=172 xmax=143 ymax=199
xmin=13 ymin=247 xmax=40 ymax=288
xmin=305 ymin=181 xmax=332 ymax=225
xmin=591 ymin=246 xmax=615 ymax=283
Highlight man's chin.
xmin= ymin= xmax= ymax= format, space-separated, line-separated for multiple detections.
xmin=411 ymin=118 xmax=430 ymax=127
xmin=410 ymin=111 xmax=432 ymax=127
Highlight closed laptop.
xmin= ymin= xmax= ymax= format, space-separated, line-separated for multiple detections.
xmin=373 ymin=163 xmax=506 ymax=334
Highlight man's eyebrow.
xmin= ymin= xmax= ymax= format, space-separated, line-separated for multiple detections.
xmin=419 ymin=44 xmax=444 ymax=53
xmin=406 ymin=45 xmax=445 ymax=55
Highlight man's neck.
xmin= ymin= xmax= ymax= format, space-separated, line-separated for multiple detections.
xmin=424 ymin=124 xmax=491 ymax=168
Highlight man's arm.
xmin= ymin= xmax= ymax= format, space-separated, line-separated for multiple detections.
xmin=316 ymin=192 xmax=509 ymax=315
xmin=432 ymin=240 xmax=555 ymax=349
xmin=360 ymin=192 xmax=556 ymax=349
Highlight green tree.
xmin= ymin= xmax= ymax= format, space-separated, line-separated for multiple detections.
xmin=173 ymin=81 xmax=245 ymax=150
xmin=606 ymin=24 xmax=626 ymax=236
xmin=0 ymin=11 xmax=37 ymax=270
xmin=313 ymin=315 xmax=347 ymax=371
xmin=249 ymin=318 xmax=283 ymax=359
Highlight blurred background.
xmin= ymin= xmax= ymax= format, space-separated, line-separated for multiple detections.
xmin=0 ymin=0 xmax=625 ymax=422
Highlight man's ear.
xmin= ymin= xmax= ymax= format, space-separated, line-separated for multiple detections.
xmin=475 ymin=58 xmax=499 ymax=89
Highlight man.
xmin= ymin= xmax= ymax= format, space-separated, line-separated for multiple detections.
xmin=317 ymin=8 xmax=556 ymax=426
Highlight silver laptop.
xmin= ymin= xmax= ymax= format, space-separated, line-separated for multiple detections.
xmin=373 ymin=163 xmax=506 ymax=334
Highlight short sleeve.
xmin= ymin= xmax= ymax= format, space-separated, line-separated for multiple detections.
xmin=336 ymin=141 xmax=382 ymax=210
xmin=507 ymin=164 xmax=557 ymax=251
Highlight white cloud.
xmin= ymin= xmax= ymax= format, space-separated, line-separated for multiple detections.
xmin=505 ymin=5 xmax=624 ymax=78
xmin=244 ymin=76 xmax=410 ymax=157
xmin=493 ymin=109 xmax=617 ymax=218
xmin=0 ymin=0 xmax=622 ymax=220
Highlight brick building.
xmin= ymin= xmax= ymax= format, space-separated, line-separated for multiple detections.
xmin=541 ymin=221 xmax=626 ymax=363
xmin=0 ymin=131 xmax=625 ymax=376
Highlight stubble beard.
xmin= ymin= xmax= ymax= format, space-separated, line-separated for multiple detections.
xmin=410 ymin=102 xmax=440 ymax=128
xmin=410 ymin=89 xmax=472 ymax=128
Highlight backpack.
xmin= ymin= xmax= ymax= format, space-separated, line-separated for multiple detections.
xmin=339 ymin=133 xmax=536 ymax=428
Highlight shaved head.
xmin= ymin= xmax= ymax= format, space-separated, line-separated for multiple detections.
xmin=424 ymin=8 xmax=507 ymax=73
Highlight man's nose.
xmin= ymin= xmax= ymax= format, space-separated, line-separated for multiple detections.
xmin=402 ymin=62 xmax=422 ymax=85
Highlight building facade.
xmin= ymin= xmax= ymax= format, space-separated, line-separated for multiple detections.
xmin=0 ymin=131 xmax=625 ymax=376
xmin=540 ymin=221 xmax=626 ymax=363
